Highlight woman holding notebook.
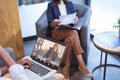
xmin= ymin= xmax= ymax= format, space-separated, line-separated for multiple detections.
xmin=47 ymin=0 xmax=93 ymax=79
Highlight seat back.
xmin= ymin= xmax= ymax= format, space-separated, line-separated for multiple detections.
xmin=36 ymin=10 xmax=48 ymax=37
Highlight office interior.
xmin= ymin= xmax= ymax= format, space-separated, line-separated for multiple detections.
xmin=0 ymin=0 xmax=120 ymax=80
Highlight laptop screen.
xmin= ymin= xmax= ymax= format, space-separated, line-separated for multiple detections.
xmin=31 ymin=36 xmax=66 ymax=69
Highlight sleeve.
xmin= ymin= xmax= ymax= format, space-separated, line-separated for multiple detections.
xmin=47 ymin=2 xmax=55 ymax=24
xmin=70 ymin=1 xmax=75 ymax=13
xmin=8 ymin=64 xmax=28 ymax=80
xmin=67 ymin=1 xmax=75 ymax=14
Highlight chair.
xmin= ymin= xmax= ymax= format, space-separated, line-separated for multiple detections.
xmin=35 ymin=3 xmax=92 ymax=66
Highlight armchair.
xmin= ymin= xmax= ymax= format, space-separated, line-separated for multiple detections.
xmin=35 ymin=3 xmax=92 ymax=66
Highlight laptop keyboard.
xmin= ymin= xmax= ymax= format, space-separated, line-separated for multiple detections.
xmin=29 ymin=61 xmax=50 ymax=77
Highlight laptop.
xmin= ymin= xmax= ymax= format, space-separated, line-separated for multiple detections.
xmin=25 ymin=36 xmax=66 ymax=80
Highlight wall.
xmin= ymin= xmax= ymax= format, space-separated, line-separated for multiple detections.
xmin=90 ymin=0 xmax=120 ymax=34
xmin=18 ymin=2 xmax=48 ymax=38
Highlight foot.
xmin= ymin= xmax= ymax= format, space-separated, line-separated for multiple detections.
xmin=78 ymin=67 xmax=93 ymax=78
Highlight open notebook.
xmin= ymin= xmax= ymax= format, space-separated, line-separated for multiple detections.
xmin=25 ymin=36 xmax=66 ymax=80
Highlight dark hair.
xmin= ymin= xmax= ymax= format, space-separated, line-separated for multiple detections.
xmin=53 ymin=44 xmax=58 ymax=52
xmin=52 ymin=0 xmax=68 ymax=5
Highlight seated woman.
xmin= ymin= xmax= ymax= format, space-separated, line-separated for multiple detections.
xmin=44 ymin=44 xmax=59 ymax=61
xmin=46 ymin=0 xmax=93 ymax=79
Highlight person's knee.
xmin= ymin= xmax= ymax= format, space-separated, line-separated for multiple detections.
xmin=64 ymin=37 xmax=73 ymax=46
xmin=71 ymin=30 xmax=78 ymax=38
xmin=52 ymin=73 xmax=65 ymax=80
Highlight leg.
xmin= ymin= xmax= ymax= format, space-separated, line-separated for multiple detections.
xmin=103 ymin=53 xmax=107 ymax=80
xmin=51 ymin=28 xmax=92 ymax=78
xmin=77 ymin=54 xmax=93 ymax=78
xmin=51 ymin=28 xmax=74 ymax=79
xmin=69 ymin=30 xmax=93 ymax=78
xmin=62 ymin=38 xmax=72 ymax=79
xmin=100 ymin=51 xmax=103 ymax=65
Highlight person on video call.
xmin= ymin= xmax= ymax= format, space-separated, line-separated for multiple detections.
xmin=44 ymin=44 xmax=59 ymax=61
xmin=0 ymin=45 xmax=64 ymax=80
xmin=46 ymin=0 xmax=93 ymax=79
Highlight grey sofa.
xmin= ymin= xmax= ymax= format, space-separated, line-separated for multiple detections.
xmin=35 ymin=3 xmax=92 ymax=66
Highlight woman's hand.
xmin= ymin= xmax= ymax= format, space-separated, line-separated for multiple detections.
xmin=73 ymin=16 xmax=78 ymax=24
xmin=51 ymin=19 xmax=61 ymax=28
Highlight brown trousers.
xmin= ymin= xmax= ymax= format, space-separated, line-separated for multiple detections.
xmin=51 ymin=28 xmax=84 ymax=78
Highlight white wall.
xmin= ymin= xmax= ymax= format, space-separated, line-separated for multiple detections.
xmin=18 ymin=2 xmax=48 ymax=38
xmin=90 ymin=0 xmax=120 ymax=33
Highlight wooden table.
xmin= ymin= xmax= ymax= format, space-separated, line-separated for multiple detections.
xmin=92 ymin=31 xmax=120 ymax=80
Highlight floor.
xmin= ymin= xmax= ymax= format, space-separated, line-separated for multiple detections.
xmin=24 ymin=38 xmax=120 ymax=80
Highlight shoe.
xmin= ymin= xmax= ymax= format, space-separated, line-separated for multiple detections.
xmin=78 ymin=67 xmax=93 ymax=78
